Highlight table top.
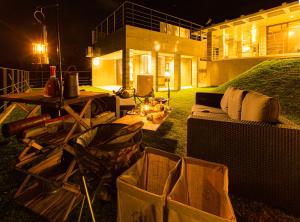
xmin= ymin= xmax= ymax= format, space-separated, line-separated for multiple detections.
xmin=0 ymin=91 xmax=109 ymax=108
xmin=113 ymin=112 xmax=170 ymax=131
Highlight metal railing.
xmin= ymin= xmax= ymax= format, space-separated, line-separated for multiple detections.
xmin=0 ymin=67 xmax=31 ymax=111
xmin=93 ymin=1 xmax=203 ymax=43
xmin=29 ymin=70 xmax=92 ymax=88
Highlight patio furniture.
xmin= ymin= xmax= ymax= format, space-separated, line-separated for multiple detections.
xmin=134 ymin=75 xmax=154 ymax=104
xmin=72 ymin=121 xmax=144 ymax=221
xmin=187 ymin=91 xmax=300 ymax=214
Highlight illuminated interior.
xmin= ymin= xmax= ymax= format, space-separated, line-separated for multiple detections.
xmin=158 ymin=53 xmax=175 ymax=91
xmin=207 ymin=4 xmax=300 ymax=60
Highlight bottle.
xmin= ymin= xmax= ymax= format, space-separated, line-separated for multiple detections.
xmin=44 ymin=66 xmax=60 ymax=97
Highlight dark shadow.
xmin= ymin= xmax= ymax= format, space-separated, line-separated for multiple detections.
xmin=142 ymin=122 xmax=177 ymax=153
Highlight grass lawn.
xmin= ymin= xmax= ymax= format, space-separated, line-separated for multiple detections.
xmin=0 ymin=58 xmax=300 ymax=221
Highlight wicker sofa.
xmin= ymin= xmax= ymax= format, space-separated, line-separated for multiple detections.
xmin=187 ymin=92 xmax=300 ymax=215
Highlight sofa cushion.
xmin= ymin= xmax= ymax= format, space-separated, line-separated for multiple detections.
xmin=228 ymin=88 xmax=247 ymax=120
xmin=192 ymin=104 xmax=225 ymax=115
xmin=241 ymin=91 xmax=281 ymax=123
xmin=220 ymin=87 xmax=234 ymax=113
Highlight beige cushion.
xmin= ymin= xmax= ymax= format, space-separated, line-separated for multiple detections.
xmin=220 ymin=87 xmax=235 ymax=113
xmin=228 ymin=88 xmax=247 ymax=120
xmin=241 ymin=91 xmax=281 ymax=123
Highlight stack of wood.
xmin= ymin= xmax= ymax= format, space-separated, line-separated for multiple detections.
xmin=2 ymin=111 xmax=118 ymax=221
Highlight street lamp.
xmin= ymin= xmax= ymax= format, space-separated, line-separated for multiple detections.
xmin=165 ymin=70 xmax=171 ymax=106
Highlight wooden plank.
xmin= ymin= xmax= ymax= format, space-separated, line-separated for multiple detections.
xmin=63 ymin=99 xmax=92 ymax=144
xmin=26 ymin=105 xmax=41 ymax=118
xmin=62 ymin=159 xmax=77 ymax=183
xmin=0 ymin=103 xmax=17 ymax=124
xmin=0 ymin=91 xmax=109 ymax=108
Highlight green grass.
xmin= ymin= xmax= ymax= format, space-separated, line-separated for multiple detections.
xmin=215 ymin=58 xmax=300 ymax=124
xmin=1 ymin=57 xmax=300 ymax=221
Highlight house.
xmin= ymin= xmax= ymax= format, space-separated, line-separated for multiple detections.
xmin=88 ymin=1 xmax=300 ymax=90
xmin=87 ymin=1 xmax=205 ymax=91
xmin=202 ymin=1 xmax=300 ymax=86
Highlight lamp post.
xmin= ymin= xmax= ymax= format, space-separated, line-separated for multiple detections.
xmin=33 ymin=1 xmax=63 ymax=110
xmin=165 ymin=70 xmax=171 ymax=106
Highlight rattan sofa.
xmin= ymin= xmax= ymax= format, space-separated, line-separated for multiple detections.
xmin=187 ymin=92 xmax=300 ymax=215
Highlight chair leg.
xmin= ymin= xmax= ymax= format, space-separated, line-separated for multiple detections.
xmin=77 ymin=196 xmax=86 ymax=222
xmin=82 ymin=176 xmax=96 ymax=222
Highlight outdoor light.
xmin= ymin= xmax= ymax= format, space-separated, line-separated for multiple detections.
xmin=93 ymin=57 xmax=100 ymax=66
xmin=154 ymin=41 xmax=160 ymax=51
xmin=32 ymin=42 xmax=49 ymax=64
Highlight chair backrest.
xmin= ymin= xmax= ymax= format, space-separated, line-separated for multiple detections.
xmin=136 ymin=75 xmax=153 ymax=97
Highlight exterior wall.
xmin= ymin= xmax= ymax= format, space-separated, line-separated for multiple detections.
xmin=126 ymin=25 xmax=206 ymax=57
xmin=94 ymin=28 xmax=125 ymax=55
xmin=181 ymin=58 xmax=192 ymax=87
xmin=206 ymin=57 xmax=269 ymax=86
xmin=92 ymin=60 xmax=116 ymax=86
xmin=192 ymin=57 xmax=198 ymax=87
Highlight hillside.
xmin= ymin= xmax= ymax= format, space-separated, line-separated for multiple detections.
xmin=215 ymin=58 xmax=300 ymax=124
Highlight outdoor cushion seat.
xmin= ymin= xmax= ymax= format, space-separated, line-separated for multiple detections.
xmin=227 ymin=88 xmax=247 ymax=120
xmin=192 ymin=104 xmax=226 ymax=115
xmin=187 ymin=91 xmax=300 ymax=215
xmin=241 ymin=91 xmax=281 ymax=123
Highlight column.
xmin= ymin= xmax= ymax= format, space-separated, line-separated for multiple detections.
xmin=207 ymin=31 xmax=213 ymax=61
xmin=151 ymin=50 xmax=158 ymax=91
xmin=122 ymin=48 xmax=130 ymax=88
xmin=192 ymin=57 xmax=198 ymax=88
xmin=174 ymin=54 xmax=181 ymax=90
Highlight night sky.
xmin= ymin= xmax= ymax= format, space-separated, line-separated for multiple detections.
xmin=0 ymin=0 xmax=295 ymax=69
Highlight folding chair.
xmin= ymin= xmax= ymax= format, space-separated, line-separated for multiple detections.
xmin=134 ymin=75 xmax=154 ymax=104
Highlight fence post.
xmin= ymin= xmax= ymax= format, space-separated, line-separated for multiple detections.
xmin=11 ymin=69 xmax=14 ymax=93
xmin=3 ymin=68 xmax=7 ymax=96
xmin=21 ymin=70 xmax=24 ymax=92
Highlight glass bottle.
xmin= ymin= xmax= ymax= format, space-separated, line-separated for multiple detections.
xmin=44 ymin=66 xmax=60 ymax=97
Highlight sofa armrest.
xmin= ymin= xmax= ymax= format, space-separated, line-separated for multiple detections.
xmin=187 ymin=114 xmax=300 ymax=214
xmin=195 ymin=92 xmax=223 ymax=108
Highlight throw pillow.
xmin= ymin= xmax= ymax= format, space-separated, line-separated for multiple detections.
xmin=228 ymin=88 xmax=247 ymax=120
xmin=220 ymin=87 xmax=235 ymax=113
xmin=241 ymin=91 xmax=281 ymax=123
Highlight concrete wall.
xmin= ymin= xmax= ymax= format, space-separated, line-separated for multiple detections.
xmin=126 ymin=25 xmax=206 ymax=58
xmin=207 ymin=57 xmax=269 ymax=86
xmin=92 ymin=60 xmax=116 ymax=86
xmin=95 ymin=28 xmax=125 ymax=55
xmin=181 ymin=58 xmax=192 ymax=87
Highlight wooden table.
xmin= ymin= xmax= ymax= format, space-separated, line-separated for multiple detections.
xmin=0 ymin=90 xmax=109 ymax=180
xmin=113 ymin=112 xmax=171 ymax=131
xmin=0 ymin=91 xmax=109 ymax=131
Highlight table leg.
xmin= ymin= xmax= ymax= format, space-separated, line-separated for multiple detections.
xmin=63 ymin=99 xmax=92 ymax=144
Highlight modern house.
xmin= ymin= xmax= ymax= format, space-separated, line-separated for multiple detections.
xmin=87 ymin=1 xmax=205 ymax=91
xmin=202 ymin=1 xmax=300 ymax=86
xmin=88 ymin=1 xmax=300 ymax=90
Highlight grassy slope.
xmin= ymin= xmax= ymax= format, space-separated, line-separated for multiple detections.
xmin=215 ymin=58 xmax=300 ymax=124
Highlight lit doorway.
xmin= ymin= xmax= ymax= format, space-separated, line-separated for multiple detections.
xmin=158 ymin=53 xmax=174 ymax=91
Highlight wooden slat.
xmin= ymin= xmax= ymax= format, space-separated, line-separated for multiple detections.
xmin=0 ymin=103 xmax=17 ymax=124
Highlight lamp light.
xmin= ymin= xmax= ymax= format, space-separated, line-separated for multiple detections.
xmin=165 ymin=70 xmax=171 ymax=106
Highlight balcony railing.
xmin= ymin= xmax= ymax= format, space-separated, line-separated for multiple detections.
xmin=92 ymin=1 xmax=203 ymax=43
